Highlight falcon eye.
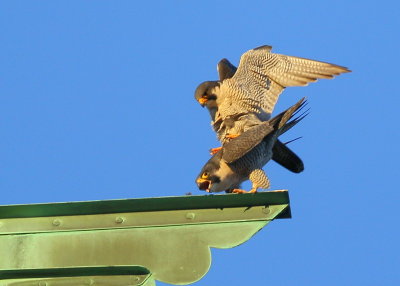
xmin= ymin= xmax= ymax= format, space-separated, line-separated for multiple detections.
xmin=202 ymin=172 xmax=209 ymax=179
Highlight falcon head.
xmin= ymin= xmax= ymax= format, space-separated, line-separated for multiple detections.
xmin=195 ymin=158 xmax=221 ymax=193
xmin=194 ymin=81 xmax=219 ymax=108
xmin=195 ymin=152 xmax=238 ymax=193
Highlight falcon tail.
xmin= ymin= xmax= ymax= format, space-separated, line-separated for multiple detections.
xmin=272 ymin=140 xmax=304 ymax=173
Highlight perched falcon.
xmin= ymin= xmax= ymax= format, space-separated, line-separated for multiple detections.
xmin=196 ymin=97 xmax=307 ymax=193
xmin=194 ymin=45 xmax=350 ymax=144
xmin=198 ymin=57 xmax=305 ymax=174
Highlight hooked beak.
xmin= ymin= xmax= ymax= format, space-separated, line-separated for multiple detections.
xmin=198 ymin=97 xmax=208 ymax=107
xmin=196 ymin=178 xmax=211 ymax=192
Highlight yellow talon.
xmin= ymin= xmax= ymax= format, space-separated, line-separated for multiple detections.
xmin=231 ymin=188 xmax=257 ymax=194
xmin=226 ymin=134 xmax=240 ymax=139
xmin=209 ymin=147 xmax=222 ymax=155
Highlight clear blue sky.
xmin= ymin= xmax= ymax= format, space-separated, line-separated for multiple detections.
xmin=1 ymin=1 xmax=399 ymax=285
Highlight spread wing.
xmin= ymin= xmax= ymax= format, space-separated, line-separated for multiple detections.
xmin=223 ymin=45 xmax=350 ymax=115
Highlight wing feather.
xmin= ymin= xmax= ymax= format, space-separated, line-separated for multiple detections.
xmin=217 ymin=58 xmax=237 ymax=81
xmin=222 ymin=121 xmax=273 ymax=163
xmin=225 ymin=45 xmax=350 ymax=114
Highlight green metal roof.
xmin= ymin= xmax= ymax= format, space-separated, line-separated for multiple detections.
xmin=0 ymin=190 xmax=291 ymax=219
xmin=0 ymin=191 xmax=291 ymax=285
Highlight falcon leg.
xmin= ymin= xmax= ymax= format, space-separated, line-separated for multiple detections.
xmin=231 ymin=188 xmax=258 ymax=194
xmin=232 ymin=189 xmax=249 ymax=194
xmin=248 ymin=187 xmax=258 ymax=193
xmin=249 ymin=169 xmax=270 ymax=190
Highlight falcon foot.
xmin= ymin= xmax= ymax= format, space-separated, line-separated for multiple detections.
xmin=231 ymin=188 xmax=258 ymax=194
xmin=209 ymin=147 xmax=222 ymax=155
xmin=225 ymin=134 xmax=240 ymax=139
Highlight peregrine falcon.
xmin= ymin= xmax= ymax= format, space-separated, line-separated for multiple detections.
xmin=199 ymin=57 xmax=305 ymax=174
xmin=195 ymin=97 xmax=308 ymax=194
xmin=195 ymin=45 xmax=350 ymax=145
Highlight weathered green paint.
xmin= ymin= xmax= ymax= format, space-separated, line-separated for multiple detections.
xmin=0 ymin=191 xmax=291 ymax=285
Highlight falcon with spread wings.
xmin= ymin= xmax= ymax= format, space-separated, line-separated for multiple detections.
xmin=195 ymin=45 xmax=350 ymax=146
